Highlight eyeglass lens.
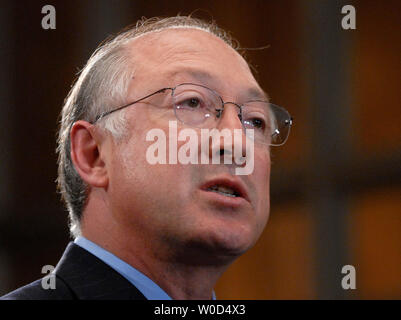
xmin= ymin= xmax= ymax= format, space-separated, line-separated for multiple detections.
xmin=172 ymin=83 xmax=291 ymax=146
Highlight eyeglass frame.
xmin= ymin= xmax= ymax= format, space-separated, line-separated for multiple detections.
xmin=91 ymin=82 xmax=293 ymax=146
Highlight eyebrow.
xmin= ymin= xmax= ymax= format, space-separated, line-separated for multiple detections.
xmin=166 ymin=68 xmax=216 ymax=85
xmin=166 ymin=68 xmax=270 ymax=101
xmin=244 ymin=87 xmax=270 ymax=102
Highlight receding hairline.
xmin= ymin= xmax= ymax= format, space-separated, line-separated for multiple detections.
xmin=125 ymin=25 xmax=244 ymax=63
xmin=128 ymin=25 xmax=228 ymax=43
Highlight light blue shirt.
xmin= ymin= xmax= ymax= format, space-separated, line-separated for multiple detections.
xmin=74 ymin=236 xmax=216 ymax=300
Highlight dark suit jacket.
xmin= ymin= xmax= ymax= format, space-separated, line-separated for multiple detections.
xmin=1 ymin=242 xmax=147 ymax=300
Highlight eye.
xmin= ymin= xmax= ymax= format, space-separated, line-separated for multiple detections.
xmin=175 ymin=94 xmax=207 ymax=111
xmin=184 ymin=97 xmax=201 ymax=109
xmin=243 ymin=117 xmax=266 ymax=130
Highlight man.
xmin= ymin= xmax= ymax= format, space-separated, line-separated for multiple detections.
xmin=2 ymin=15 xmax=292 ymax=300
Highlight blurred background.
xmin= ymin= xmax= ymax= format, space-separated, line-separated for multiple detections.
xmin=0 ymin=0 xmax=400 ymax=299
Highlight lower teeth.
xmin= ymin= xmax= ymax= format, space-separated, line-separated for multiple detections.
xmin=211 ymin=190 xmax=237 ymax=197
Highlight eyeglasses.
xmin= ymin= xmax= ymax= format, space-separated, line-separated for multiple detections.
xmin=93 ymin=83 xmax=293 ymax=146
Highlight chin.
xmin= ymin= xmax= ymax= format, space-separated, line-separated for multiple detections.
xmin=191 ymin=222 xmax=259 ymax=263
xmin=214 ymin=229 xmax=257 ymax=257
xmin=172 ymin=203 xmax=266 ymax=265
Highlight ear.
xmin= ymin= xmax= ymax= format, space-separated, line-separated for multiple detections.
xmin=70 ymin=120 xmax=108 ymax=188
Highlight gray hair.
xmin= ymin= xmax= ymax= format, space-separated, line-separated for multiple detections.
xmin=57 ymin=15 xmax=240 ymax=238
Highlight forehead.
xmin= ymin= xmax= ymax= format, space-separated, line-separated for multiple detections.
xmin=130 ymin=27 xmax=243 ymax=66
xmin=127 ymin=28 xmax=266 ymax=100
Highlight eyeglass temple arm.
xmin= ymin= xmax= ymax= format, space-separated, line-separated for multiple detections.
xmin=92 ymin=88 xmax=171 ymax=123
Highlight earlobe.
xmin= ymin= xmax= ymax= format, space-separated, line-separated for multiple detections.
xmin=70 ymin=121 xmax=108 ymax=188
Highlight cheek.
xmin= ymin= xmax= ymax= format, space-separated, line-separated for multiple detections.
xmin=253 ymin=149 xmax=271 ymax=217
xmin=255 ymin=149 xmax=271 ymax=189
xmin=109 ymin=131 xmax=192 ymax=212
xmin=107 ymin=144 xmax=174 ymax=232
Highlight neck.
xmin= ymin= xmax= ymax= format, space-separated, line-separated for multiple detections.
xmin=80 ymin=206 xmax=233 ymax=300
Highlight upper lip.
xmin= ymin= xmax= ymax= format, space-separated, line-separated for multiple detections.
xmin=200 ymin=175 xmax=250 ymax=203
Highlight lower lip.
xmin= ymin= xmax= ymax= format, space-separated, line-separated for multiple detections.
xmin=200 ymin=189 xmax=248 ymax=208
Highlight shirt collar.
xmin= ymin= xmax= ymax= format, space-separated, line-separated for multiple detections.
xmin=74 ymin=236 xmax=216 ymax=300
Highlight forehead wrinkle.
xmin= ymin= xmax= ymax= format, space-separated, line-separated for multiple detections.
xmin=165 ymin=68 xmax=269 ymax=103
xmin=165 ymin=68 xmax=217 ymax=86
xmin=130 ymin=33 xmax=205 ymax=72
xmin=159 ymin=43 xmax=205 ymax=64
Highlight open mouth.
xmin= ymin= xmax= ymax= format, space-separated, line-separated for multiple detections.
xmin=206 ymin=185 xmax=241 ymax=198
xmin=201 ymin=177 xmax=249 ymax=203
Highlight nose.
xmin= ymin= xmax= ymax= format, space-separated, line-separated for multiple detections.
xmin=209 ymin=103 xmax=247 ymax=165
xmin=216 ymin=102 xmax=243 ymax=131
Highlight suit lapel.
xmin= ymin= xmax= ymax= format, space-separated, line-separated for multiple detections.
xmin=54 ymin=242 xmax=147 ymax=300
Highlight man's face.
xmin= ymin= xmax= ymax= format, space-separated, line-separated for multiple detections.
xmin=104 ymin=29 xmax=271 ymax=262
